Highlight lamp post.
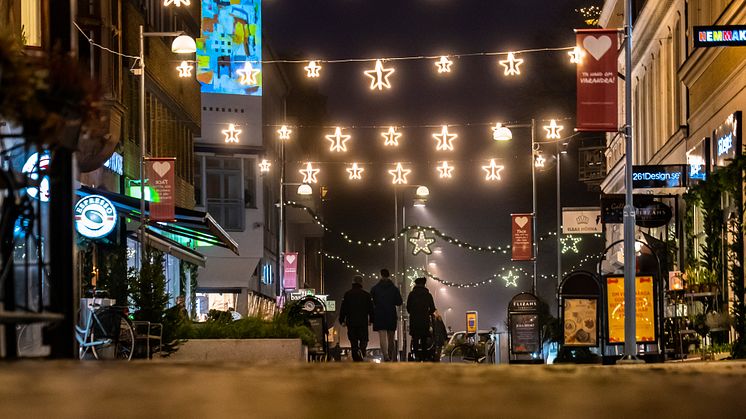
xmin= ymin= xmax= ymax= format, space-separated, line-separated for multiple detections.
xmin=136 ymin=26 xmax=195 ymax=264
xmin=277 ymin=181 xmax=313 ymax=297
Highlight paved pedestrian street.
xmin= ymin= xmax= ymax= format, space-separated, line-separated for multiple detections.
xmin=2 ymin=361 xmax=746 ymax=418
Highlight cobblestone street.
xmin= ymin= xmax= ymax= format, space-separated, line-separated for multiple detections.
xmin=2 ymin=361 xmax=746 ymax=418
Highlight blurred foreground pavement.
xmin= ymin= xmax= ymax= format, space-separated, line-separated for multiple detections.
xmin=2 ymin=361 xmax=746 ymax=418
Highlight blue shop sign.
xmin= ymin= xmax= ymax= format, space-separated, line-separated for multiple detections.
xmin=694 ymin=26 xmax=746 ymax=47
xmin=632 ymin=165 xmax=687 ymax=189
xmin=712 ymin=112 xmax=741 ymax=171
xmin=103 ymin=152 xmax=123 ymax=175
xmin=686 ymin=137 xmax=709 ymax=186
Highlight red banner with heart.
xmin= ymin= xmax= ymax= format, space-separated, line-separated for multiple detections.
xmin=145 ymin=157 xmax=176 ymax=222
xmin=511 ymin=213 xmax=534 ymax=261
xmin=576 ymin=29 xmax=620 ymax=132
xmin=283 ymin=252 xmax=299 ymax=290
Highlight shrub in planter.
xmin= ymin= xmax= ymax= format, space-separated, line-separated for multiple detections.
xmin=177 ymin=315 xmax=316 ymax=347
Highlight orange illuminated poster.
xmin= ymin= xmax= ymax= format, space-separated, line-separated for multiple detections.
xmin=466 ymin=311 xmax=478 ymax=334
xmin=606 ymin=276 xmax=656 ymax=343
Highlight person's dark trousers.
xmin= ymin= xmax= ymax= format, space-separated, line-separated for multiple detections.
xmin=412 ymin=335 xmax=429 ymax=361
xmin=348 ymin=326 xmax=368 ymax=362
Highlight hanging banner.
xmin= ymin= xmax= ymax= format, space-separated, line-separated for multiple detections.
xmin=575 ymin=29 xmax=619 ymax=132
xmin=145 ymin=157 xmax=176 ymax=222
xmin=511 ymin=213 xmax=534 ymax=261
xmin=606 ymin=276 xmax=656 ymax=344
xmin=283 ymin=252 xmax=299 ymax=290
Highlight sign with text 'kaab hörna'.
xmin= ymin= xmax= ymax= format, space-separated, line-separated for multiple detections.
xmin=693 ymin=26 xmax=746 ymax=47
xmin=575 ymin=29 xmax=619 ymax=132
xmin=145 ymin=157 xmax=176 ymax=222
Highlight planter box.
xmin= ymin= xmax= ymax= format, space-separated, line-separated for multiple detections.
xmin=167 ymin=339 xmax=307 ymax=363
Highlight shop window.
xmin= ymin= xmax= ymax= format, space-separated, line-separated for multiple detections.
xmin=21 ymin=0 xmax=42 ymax=47
xmin=243 ymin=158 xmax=257 ymax=209
xmin=205 ymin=156 xmax=244 ymax=231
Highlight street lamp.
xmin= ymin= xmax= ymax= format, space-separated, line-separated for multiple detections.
xmin=136 ymin=26 xmax=195 ymax=264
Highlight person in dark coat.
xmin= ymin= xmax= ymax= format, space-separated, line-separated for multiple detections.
xmin=339 ymin=275 xmax=374 ymax=362
xmin=431 ymin=311 xmax=448 ymax=362
xmin=370 ymin=268 xmax=402 ymax=362
xmin=407 ymin=277 xmax=436 ymax=361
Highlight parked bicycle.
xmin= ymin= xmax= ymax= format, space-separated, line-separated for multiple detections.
xmin=448 ymin=328 xmax=498 ymax=363
xmin=76 ymin=290 xmax=134 ymax=360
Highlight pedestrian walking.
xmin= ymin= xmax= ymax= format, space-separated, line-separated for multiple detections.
xmin=339 ymin=275 xmax=374 ymax=362
xmin=432 ymin=311 xmax=447 ymax=362
xmin=407 ymin=277 xmax=436 ymax=361
xmin=371 ymin=268 xmax=402 ymax=362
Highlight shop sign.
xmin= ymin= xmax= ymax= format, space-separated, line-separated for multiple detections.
xmin=74 ymin=195 xmax=117 ymax=239
xmin=563 ymin=298 xmax=597 ymax=347
xmin=712 ymin=111 xmax=741 ymax=170
xmin=562 ymin=207 xmax=602 ymax=234
xmin=466 ymin=311 xmax=478 ymax=334
xmin=632 ymin=165 xmax=686 ymax=189
xmin=686 ymin=138 xmax=709 ymax=185
xmin=693 ymin=25 xmax=746 ymax=47
xmin=511 ymin=213 xmax=534 ymax=261
xmin=145 ymin=157 xmax=176 ymax=221
xmin=22 ymin=152 xmax=51 ymax=202
xmin=606 ymin=276 xmax=656 ymax=344
xmin=575 ymin=29 xmax=619 ymax=132
xmin=103 ymin=152 xmax=123 ymax=175
xmin=600 ymin=194 xmax=672 ymax=227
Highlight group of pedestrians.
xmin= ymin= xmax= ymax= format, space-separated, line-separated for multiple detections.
xmin=338 ymin=268 xmax=447 ymax=362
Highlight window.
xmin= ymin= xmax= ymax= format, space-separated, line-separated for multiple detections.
xmin=21 ymin=0 xmax=42 ymax=47
xmin=194 ymin=155 xmax=203 ymax=207
xmin=205 ymin=157 xmax=244 ymax=231
xmin=243 ymin=158 xmax=257 ymax=208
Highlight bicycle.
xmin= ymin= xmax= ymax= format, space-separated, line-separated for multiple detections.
xmin=448 ymin=328 xmax=498 ymax=363
xmin=76 ymin=291 xmax=135 ymax=360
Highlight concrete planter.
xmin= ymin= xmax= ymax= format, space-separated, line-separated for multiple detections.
xmin=167 ymin=339 xmax=307 ymax=363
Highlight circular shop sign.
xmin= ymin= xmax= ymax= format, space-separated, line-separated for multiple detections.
xmin=22 ymin=152 xmax=51 ymax=202
xmin=74 ymin=195 xmax=117 ymax=239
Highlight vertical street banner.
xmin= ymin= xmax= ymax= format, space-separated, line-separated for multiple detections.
xmin=145 ymin=157 xmax=176 ymax=222
xmin=576 ymin=29 xmax=619 ymax=132
xmin=511 ymin=213 xmax=534 ymax=261
xmin=283 ymin=252 xmax=298 ymax=290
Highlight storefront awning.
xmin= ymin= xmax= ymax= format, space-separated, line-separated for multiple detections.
xmin=134 ymin=229 xmax=207 ymax=267
xmin=77 ymin=186 xmax=239 ymax=255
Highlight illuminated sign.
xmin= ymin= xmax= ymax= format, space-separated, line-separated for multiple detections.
xmin=197 ymin=0 xmax=262 ymax=96
xmin=712 ymin=112 xmax=741 ymax=170
xmin=632 ymin=165 xmax=686 ymax=189
xmin=103 ymin=152 xmax=123 ymax=175
xmin=693 ymin=26 xmax=746 ymax=47
xmin=22 ymin=152 xmax=51 ymax=202
xmin=466 ymin=311 xmax=478 ymax=334
xmin=606 ymin=276 xmax=656 ymax=344
xmin=75 ymin=195 xmax=117 ymax=239
xmin=686 ymin=138 xmax=709 ymax=185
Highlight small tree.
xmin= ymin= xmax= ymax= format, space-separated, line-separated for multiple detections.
xmin=129 ymin=246 xmax=169 ymax=324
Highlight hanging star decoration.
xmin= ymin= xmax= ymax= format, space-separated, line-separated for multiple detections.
xmin=325 ymin=127 xmax=351 ymax=152
xmin=299 ymin=162 xmax=320 ymax=184
xmin=561 ymin=235 xmax=582 ymax=254
xmin=364 ymin=59 xmax=395 ymax=90
xmin=482 ymin=159 xmax=504 ymax=181
xmin=222 ymin=124 xmax=241 ymax=143
xmin=544 ymin=119 xmax=564 ymax=139
xmin=568 ymin=47 xmax=584 ymax=64
xmin=409 ymin=231 xmax=435 ymax=255
xmin=164 ymin=0 xmax=190 ymax=6
xmin=346 ymin=163 xmax=364 ymax=180
xmin=277 ymin=125 xmax=292 ymax=140
xmin=304 ymin=60 xmax=322 ymax=78
xmin=176 ymin=61 xmax=193 ymax=78
xmin=502 ymin=271 xmax=519 ymax=287
xmin=236 ymin=61 xmax=261 ymax=85
xmin=534 ymin=154 xmax=546 ymax=168
xmin=382 ymin=127 xmax=402 ymax=146
xmin=432 ymin=125 xmax=458 ymax=151
xmin=437 ymin=161 xmax=454 ymax=178
xmin=389 ymin=162 xmax=411 ymax=185
xmin=259 ymin=159 xmax=271 ymax=173
xmin=499 ymin=52 xmax=523 ymax=76
xmin=435 ymin=56 xmax=453 ymax=73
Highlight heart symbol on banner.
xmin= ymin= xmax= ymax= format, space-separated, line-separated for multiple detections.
xmin=583 ymin=35 xmax=612 ymax=61
xmin=286 ymin=255 xmax=296 ymax=264
xmin=515 ymin=216 xmax=529 ymax=229
xmin=153 ymin=161 xmax=171 ymax=178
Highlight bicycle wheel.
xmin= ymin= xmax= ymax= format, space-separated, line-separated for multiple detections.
xmin=91 ymin=311 xmax=134 ymax=361
xmin=449 ymin=344 xmax=479 ymax=363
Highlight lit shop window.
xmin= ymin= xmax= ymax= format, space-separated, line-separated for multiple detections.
xmin=21 ymin=0 xmax=42 ymax=47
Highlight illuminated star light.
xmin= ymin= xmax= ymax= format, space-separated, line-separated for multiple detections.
xmin=364 ymin=59 xmax=395 ymax=90
xmin=499 ymin=52 xmax=524 ymax=76
xmin=435 ymin=56 xmax=453 ymax=73
xmin=389 ymin=162 xmax=411 ymax=185
xmin=176 ymin=61 xmax=193 ymax=78
xmin=502 ymin=271 xmax=519 ymax=287
xmin=304 ymin=60 xmax=322 ymax=78
xmin=534 ymin=154 xmax=546 ymax=168
xmin=432 ymin=125 xmax=458 ymax=151
xmin=482 ymin=159 xmax=504 ymax=181
xmin=437 ymin=161 xmax=454 ymax=178
xmin=164 ymin=0 xmax=190 ymax=6
xmin=259 ymin=159 xmax=271 ymax=173
xmin=222 ymin=124 xmax=241 ymax=143
xmin=382 ymin=127 xmax=402 ymax=146
xmin=568 ymin=47 xmax=584 ymax=64
xmin=325 ymin=127 xmax=351 ymax=152
xmin=277 ymin=125 xmax=292 ymax=140
xmin=561 ymin=235 xmax=582 ymax=254
xmin=544 ymin=119 xmax=564 ymax=139
xmin=346 ymin=163 xmax=364 ymax=180
xmin=236 ymin=61 xmax=261 ymax=85
xmin=299 ymin=162 xmax=320 ymax=184
xmin=409 ymin=231 xmax=436 ymax=255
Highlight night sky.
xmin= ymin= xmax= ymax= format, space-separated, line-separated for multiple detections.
xmin=264 ymin=0 xmax=604 ymax=330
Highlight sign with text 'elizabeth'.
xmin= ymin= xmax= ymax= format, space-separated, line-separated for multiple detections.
xmin=694 ymin=26 xmax=746 ymax=47
xmin=575 ymin=29 xmax=619 ymax=132
xmin=145 ymin=158 xmax=175 ymax=221
xmin=511 ymin=213 xmax=534 ymax=261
